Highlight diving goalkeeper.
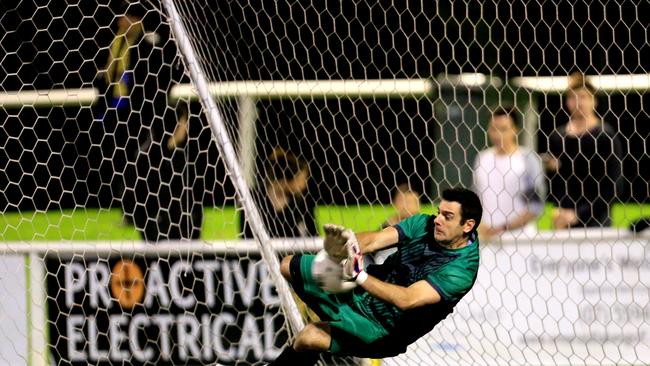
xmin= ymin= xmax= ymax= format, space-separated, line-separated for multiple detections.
xmin=268 ymin=187 xmax=483 ymax=365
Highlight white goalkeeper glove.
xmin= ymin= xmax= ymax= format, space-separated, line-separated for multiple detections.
xmin=323 ymin=224 xmax=350 ymax=261
xmin=341 ymin=229 xmax=367 ymax=284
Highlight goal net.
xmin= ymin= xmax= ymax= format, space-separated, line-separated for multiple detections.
xmin=1 ymin=1 xmax=649 ymax=366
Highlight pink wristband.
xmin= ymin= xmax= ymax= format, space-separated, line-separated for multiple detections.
xmin=355 ymin=271 xmax=368 ymax=285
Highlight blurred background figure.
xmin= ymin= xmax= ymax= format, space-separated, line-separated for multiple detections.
xmin=381 ymin=184 xmax=421 ymax=229
xmin=543 ymin=72 xmax=623 ymax=229
xmin=240 ymin=147 xmax=317 ymax=238
xmin=369 ymin=184 xmax=421 ymax=265
xmin=134 ymin=102 xmax=205 ymax=241
xmin=473 ymin=107 xmax=545 ymax=240
xmin=94 ymin=1 xmax=153 ymax=224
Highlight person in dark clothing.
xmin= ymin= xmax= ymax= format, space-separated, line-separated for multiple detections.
xmin=93 ymin=2 xmax=158 ymax=220
xmin=240 ymin=147 xmax=318 ymax=238
xmin=95 ymin=2 xmax=202 ymax=241
xmin=543 ymin=72 xmax=623 ymax=228
xmin=134 ymin=102 xmax=205 ymax=241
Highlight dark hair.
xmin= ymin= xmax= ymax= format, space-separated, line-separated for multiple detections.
xmin=441 ymin=187 xmax=482 ymax=233
xmin=121 ymin=1 xmax=147 ymax=19
xmin=567 ymin=71 xmax=596 ymax=94
xmin=492 ymin=106 xmax=520 ymax=129
xmin=266 ymin=147 xmax=309 ymax=182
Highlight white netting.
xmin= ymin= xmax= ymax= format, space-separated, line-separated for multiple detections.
xmin=0 ymin=1 xmax=292 ymax=365
xmin=1 ymin=1 xmax=649 ymax=365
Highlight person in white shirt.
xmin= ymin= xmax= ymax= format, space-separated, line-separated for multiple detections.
xmin=473 ymin=107 xmax=546 ymax=240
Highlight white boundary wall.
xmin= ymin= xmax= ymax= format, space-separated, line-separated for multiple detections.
xmin=390 ymin=229 xmax=650 ymax=366
xmin=1 ymin=229 xmax=650 ymax=366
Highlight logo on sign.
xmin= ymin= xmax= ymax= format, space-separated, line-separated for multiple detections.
xmin=110 ymin=260 xmax=145 ymax=309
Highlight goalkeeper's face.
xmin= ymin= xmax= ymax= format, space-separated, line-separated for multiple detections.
xmin=433 ymin=200 xmax=469 ymax=246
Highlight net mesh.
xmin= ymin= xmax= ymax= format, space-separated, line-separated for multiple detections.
xmin=0 ymin=0 xmax=649 ymax=365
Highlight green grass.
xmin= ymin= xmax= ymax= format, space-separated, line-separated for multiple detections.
xmin=536 ymin=203 xmax=650 ymax=230
xmin=1 ymin=203 xmax=649 ymax=241
xmin=0 ymin=208 xmax=139 ymax=241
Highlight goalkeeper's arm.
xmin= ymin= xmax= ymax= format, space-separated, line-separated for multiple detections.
xmin=359 ymin=276 xmax=441 ymax=311
xmin=342 ymin=234 xmax=440 ymax=310
xmin=323 ymin=224 xmax=398 ymax=261
xmin=356 ymin=226 xmax=399 ymax=254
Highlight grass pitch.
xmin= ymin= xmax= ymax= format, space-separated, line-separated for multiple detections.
xmin=1 ymin=203 xmax=648 ymax=241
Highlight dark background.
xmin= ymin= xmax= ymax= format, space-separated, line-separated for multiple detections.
xmin=1 ymin=0 xmax=648 ymax=212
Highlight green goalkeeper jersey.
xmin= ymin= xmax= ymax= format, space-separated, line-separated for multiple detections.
xmin=354 ymin=213 xmax=479 ymax=347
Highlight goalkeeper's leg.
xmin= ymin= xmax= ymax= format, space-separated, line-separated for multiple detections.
xmin=280 ymin=255 xmax=322 ymax=325
xmin=267 ymin=322 xmax=331 ymax=366
xmin=280 ymin=255 xmax=294 ymax=281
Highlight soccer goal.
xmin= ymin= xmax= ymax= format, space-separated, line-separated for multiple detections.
xmin=1 ymin=1 xmax=650 ymax=366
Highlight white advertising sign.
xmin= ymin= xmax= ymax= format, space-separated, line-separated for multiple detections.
xmin=2 ymin=235 xmax=649 ymax=366
xmin=387 ymin=235 xmax=650 ymax=366
xmin=0 ymin=255 xmax=28 ymax=365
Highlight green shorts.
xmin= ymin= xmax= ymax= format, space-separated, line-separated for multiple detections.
xmin=289 ymin=254 xmax=390 ymax=355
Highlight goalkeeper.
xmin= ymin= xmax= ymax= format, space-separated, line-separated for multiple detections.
xmin=268 ymin=187 xmax=482 ymax=365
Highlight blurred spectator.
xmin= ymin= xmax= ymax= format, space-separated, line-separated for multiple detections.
xmin=473 ymin=107 xmax=545 ymax=240
xmin=134 ymin=102 xmax=204 ymax=241
xmin=94 ymin=1 xmax=155 ymax=222
xmin=240 ymin=147 xmax=317 ymax=238
xmin=381 ymin=184 xmax=421 ymax=228
xmin=371 ymin=184 xmax=422 ymax=264
xmin=542 ymin=72 xmax=623 ymax=228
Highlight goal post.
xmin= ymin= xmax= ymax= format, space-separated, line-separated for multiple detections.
xmin=161 ymin=0 xmax=306 ymax=338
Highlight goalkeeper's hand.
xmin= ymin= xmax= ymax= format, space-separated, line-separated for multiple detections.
xmin=342 ymin=231 xmax=365 ymax=281
xmin=323 ymin=224 xmax=350 ymax=261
